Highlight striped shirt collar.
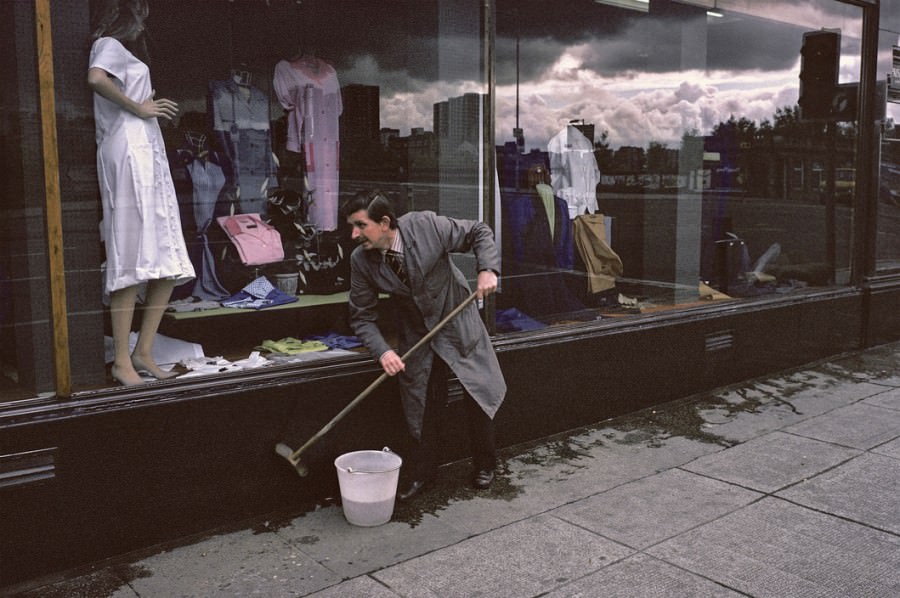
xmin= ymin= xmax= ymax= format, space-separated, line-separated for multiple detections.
xmin=385 ymin=230 xmax=404 ymax=256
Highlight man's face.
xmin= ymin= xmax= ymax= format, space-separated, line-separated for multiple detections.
xmin=347 ymin=209 xmax=391 ymax=251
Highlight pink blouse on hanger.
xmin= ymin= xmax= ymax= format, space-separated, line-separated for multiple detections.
xmin=273 ymin=56 xmax=343 ymax=231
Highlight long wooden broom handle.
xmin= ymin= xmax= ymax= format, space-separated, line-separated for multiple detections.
xmin=289 ymin=291 xmax=480 ymax=459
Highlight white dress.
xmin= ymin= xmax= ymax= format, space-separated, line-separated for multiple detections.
xmin=90 ymin=37 xmax=195 ymax=295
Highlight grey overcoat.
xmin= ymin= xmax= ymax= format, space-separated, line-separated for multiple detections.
xmin=348 ymin=211 xmax=507 ymax=440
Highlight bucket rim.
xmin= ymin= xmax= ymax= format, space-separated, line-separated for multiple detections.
xmin=334 ymin=448 xmax=402 ymax=474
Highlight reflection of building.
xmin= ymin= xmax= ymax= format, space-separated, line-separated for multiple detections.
xmin=434 ymin=92 xmax=488 ymax=218
xmin=380 ymin=127 xmax=400 ymax=146
xmin=340 ymin=84 xmax=382 ymax=179
xmin=340 ymin=84 xmax=379 ymax=146
xmin=434 ymin=92 xmax=486 ymax=168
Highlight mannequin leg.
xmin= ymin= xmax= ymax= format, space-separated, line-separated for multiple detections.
xmin=109 ymin=284 xmax=143 ymax=386
xmin=130 ymin=278 xmax=178 ymax=380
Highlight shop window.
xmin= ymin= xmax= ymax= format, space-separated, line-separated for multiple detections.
xmin=876 ymin=29 xmax=900 ymax=272
xmin=493 ymin=0 xmax=863 ymax=334
xmin=2 ymin=0 xmax=488 ymax=397
xmin=1 ymin=0 xmax=885 ymax=400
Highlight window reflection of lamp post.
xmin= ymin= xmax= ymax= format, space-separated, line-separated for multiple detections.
xmin=569 ymin=118 xmax=594 ymax=145
xmin=514 ymin=18 xmax=524 ymax=149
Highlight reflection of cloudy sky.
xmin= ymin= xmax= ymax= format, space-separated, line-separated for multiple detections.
xmin=492 ymin=0 xmax=863 ymax=150
xmin=139 ymin=0 xmax=877 ymax=151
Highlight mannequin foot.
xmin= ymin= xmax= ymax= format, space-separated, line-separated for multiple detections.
xmin=131 ymin=354 xmax=178 ymax=380
xmin=111 ymin=363 xmax=145 ymax=386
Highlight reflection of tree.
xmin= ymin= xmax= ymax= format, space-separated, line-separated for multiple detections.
xmin=646 ymin=141 xmax=672 ymax=174
xmin=664 ymin=105 xmax=860 ymax=199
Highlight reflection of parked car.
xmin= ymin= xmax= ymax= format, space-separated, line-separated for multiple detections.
xmin=882 ymin=163 xmax=900 ymax=206
xmin=834 ymin=167 xmax=855 ymax=199
xmin=818 ymin=167 xmax=855 ymax=203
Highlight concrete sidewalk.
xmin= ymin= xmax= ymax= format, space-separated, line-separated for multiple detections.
xmin=10 ymin=342 xmax=900 ymax=597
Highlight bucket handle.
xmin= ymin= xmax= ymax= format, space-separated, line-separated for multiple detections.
xmin=345 ymin=447 xmax=396 ymax=474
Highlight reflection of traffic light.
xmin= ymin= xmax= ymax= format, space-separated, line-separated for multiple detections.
xmin=799 ymin=30 xmax=840 ymax=121
xmin=831 ymin=83 xmax=858 ymax=122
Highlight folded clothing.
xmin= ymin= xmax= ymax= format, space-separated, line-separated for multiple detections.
xmin=222 ymin=276 xmax=298 ymax=310
xmin=257 ymin=337 xmax=330 ymax=355
xmin=307 ymin=332 xmax=363 ymax=350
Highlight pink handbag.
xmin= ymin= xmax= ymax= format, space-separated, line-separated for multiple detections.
xmin=216 ymin=213 xmax=284 ymax=266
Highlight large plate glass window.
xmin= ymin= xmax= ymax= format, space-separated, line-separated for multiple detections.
xmin=493 ymin=0 xmax=863 ymax=334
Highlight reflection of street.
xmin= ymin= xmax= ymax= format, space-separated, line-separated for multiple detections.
xmin=877 ymin=194 xmax=900 ymax=269
xmin=599 ymin=193 xmax=857 ymax=290
xmin=882 ymin=162 xmax=900 ymax=207
xmin=338 ymin=180 xmax=900 ymax=297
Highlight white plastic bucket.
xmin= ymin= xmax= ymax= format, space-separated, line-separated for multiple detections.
xmin=334 ymin=448 xmax=403 ymax=527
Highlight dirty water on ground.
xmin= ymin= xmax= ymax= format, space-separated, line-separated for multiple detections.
xmin=391 ymin=359 xmax=870 ymax=526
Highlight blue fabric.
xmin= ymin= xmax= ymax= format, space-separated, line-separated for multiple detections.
xmin=308 ymin=332 xmax=363 ymax=350
xmin=501 ymin=189 xmax=574 ymax=270
xmin=222 ymin=276 xmax=298 ymax=309
xmin=496 ymin=308 xmax=547 ymax=333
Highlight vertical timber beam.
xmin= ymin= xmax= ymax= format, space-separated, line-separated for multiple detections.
xmin=35 ymin=0 xmax=71 ymax=397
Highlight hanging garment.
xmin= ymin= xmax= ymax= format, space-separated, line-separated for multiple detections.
xmin=499 ymin=188 xmax=587 ymax=321
xmin=501 ymin=189 xmax=574 ymax=270
xmin=548 ymin=125 xmax=601 ymax=219
xmin=573 ymin=213 xmax=624 ymax=294
xmin=209 ymin=79 xmax=277 ymax=216
xmin=273 ymin=57 xmax=343 ymax=231
xmin=185 ymin=156 xmax=230 ymax=300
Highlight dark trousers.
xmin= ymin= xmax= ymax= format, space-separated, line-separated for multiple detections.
xmin=410 ymin=355 xmax=496 ymax=481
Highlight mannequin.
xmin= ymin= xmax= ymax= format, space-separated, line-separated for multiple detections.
xmin=88 ymin=0 xmax=195 ymax=385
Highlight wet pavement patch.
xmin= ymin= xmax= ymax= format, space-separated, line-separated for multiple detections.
xmin=391 ymin=460 xmax=524 ymax=527
xmin=14 ymin=564 xmax=151 ymax=598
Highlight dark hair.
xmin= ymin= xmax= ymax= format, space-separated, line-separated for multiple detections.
xmin=341 ymin=190 xmax=398 ymax=229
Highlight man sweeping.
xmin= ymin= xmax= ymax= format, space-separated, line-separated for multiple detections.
xmin=341 ymin=190 xmax=506 ymax=500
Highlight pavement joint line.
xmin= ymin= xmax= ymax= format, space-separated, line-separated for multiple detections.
xmin=777 ymin=427 xmax=871 ymax=454
xmin=632 ymin=550 xmax=755 ymax=598
xmin=770 ymin=493 xmax=900 ymax=539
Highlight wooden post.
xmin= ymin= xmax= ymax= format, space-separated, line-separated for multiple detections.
xmin=35 ymin=0 xmax=71 ymax=397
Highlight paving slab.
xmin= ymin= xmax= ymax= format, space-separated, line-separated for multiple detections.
xmin=372 ymin=514 xmax=633 ymax=598
xmin=552 ymin=469 xmax=762 ymax=550
xmin=785 ymin=402 xmax=900 ymax=450
xmin=776 ymin=452 xmax=900 ymax=534
xmin=307 ymin=575 xmax=400 ymax=597
xmin=543 ymin=553 xmax=743 ymax=598
xmin=700 ymin=374 xmax=889 ymax=443
xmin=125 ymin=527 xmax=340 ymax=598
xmin=681 ymin=431 xmax=861 ymax=493
xmin=647 ymin=497 xmax=900 ymax=598
xmin=872 ymin=436 xmax=900 ymax=460
xmin=862 ymin=386 xmax=900 ymax=411
xmin=273 ymin=500 xmax=469 ymax=580
xmin=384 ymin=424 xmax=720 ymax=539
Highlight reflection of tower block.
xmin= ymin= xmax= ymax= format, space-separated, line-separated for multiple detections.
xmin=715 ymin=234 xmax=748 ymax=293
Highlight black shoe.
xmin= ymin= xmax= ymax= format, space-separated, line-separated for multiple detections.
xmin=398 ymin=479 xmax=431 ymax=501
xmin=472 ymin=469 xmax=494 ymax=489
